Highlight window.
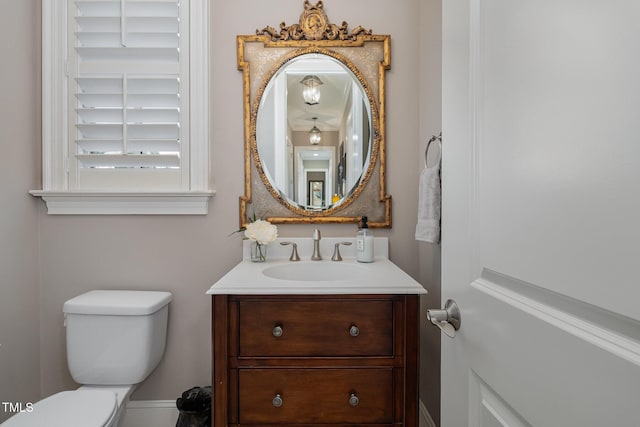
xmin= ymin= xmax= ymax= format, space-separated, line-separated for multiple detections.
xmin=31 ymin=0 xmax=212 ymax=214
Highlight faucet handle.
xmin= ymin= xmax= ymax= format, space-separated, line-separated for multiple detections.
xmin=279 ymin=242 xmax=300 ymax=261
xmin=311 ymin=229 xmax=322 ymax=260
xmin=331 ymin=242 xmax=353 ymax=261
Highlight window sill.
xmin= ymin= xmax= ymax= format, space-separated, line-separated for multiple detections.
xmin=29 ymin=190 xmax=215 ymax=215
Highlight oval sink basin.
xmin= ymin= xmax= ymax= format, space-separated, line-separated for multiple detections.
xmin=262 ymin=262 xmax=364 ymax=281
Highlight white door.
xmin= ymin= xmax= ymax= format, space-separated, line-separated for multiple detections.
xmin=439 ymin=1 xmax=640 ymax=426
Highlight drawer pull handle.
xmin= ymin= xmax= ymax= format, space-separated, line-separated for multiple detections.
xmin=272 ymin=325 xmax=283 ymax=337
xmin=349 ymin=325 xmax=360 ymax=337
xmin=272 ymin=394 xmax=283 ymax=408
xmin=349 ymin=393 xmax=360 ymax=407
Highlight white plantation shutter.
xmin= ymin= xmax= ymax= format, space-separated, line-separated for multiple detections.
xmin=70 ymin=0 xmax=188 ymax=190
xmin=34 ymin=0 xmax=211 ymax=214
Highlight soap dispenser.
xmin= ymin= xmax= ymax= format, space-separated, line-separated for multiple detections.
xmin=356 ymin=216 xmax=374 ymax=263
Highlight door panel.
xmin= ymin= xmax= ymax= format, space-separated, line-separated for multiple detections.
xmin=465 ymin=280 xmax=640 ymax=426
xmin=470 ymin=372 xmax=531 ymax=427
xmin=442 ymin=0 xmax=640 ymax=426
xmin=477 ymin=0 xmax=640 ymax=321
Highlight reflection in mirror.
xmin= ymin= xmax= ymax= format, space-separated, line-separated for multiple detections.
xmin=256 ymin=53 xmax=372 ymax=211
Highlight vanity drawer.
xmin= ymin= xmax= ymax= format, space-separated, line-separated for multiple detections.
xmin=238 ymin=368 xmax=393 ymax=424
xmin=238 ymin=299 xmax=393 ymax=357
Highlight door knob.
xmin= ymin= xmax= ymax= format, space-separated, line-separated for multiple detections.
xmin=426 ymin=299 xmax=461 ymax=338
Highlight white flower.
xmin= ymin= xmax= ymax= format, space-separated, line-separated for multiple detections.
xmin=244 ymin=219 xmax=278 ymax=245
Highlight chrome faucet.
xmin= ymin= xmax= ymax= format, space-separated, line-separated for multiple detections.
xmin=331 ymin=241 xmax=352 ymax=261
xmin=279 ymin=241 xmax=300 ymax=261
xmin=311 ymin=229 xmax=322 ymax=260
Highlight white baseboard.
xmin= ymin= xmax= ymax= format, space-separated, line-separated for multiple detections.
xmin=420 ymin=398 xmax=437 ymax=427
xmin=120 ymin=398 xmax=434 ymax=427
xmin=120 ymin=400 xmax=178 ymax=427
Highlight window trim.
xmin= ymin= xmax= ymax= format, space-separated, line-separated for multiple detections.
xmin=31 ymin=0 xmax=214 ymax=215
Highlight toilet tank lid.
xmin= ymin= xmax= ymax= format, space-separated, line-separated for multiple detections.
xmin=63 ymin=290 xmax=173 ymax=315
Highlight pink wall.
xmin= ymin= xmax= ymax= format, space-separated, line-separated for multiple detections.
xmin=0 ymin=0 xmax=42 ymax=422
xmin=419 ymin=1 xmax=443 ymax=424
xmin=2 ymin=0 xmax=442 ymax=423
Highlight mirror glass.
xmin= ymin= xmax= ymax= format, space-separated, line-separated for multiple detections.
xmin=256 ymin=53 xmax=373 ymax=211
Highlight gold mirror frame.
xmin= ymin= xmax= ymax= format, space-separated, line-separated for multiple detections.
xmin=238 ymin=0 xmax=391 ymax=228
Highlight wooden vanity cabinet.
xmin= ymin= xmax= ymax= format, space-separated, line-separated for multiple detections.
xmin=212 ymin=294 xmax=420 ymax=427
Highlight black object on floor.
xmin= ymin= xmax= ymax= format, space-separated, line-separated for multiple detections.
xmin=176 ymin=386 xmax=212 ymax=427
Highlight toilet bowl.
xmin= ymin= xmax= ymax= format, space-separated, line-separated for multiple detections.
xmin=1 ymin=290 xmax=172 ymax=427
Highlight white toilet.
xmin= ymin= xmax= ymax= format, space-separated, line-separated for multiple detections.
xmin=2 ymin=290 xmax=172 ymax=427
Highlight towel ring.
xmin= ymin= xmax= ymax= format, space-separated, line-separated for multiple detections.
xmin=425 ymin=132 xmax=442 ymax=168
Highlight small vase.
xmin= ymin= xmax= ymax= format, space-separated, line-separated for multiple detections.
xmin=250 ymin=241 xmax=268 ymax=262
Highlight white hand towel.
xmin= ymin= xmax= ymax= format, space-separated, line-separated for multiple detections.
xmin=415 ymin=142 xmax=441 ymax=244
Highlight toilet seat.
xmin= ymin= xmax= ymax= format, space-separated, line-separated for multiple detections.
xmin=1 ymin=390 xmax=117 ymax=427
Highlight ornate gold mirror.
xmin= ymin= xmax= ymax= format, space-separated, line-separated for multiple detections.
xmin=238 ymin=0 xmax=391 ymax=227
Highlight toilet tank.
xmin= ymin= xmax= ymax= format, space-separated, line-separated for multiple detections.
xmin=63 ymin=290 xmax=172 ymax=385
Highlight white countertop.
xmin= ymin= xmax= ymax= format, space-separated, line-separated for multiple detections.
xmin=206 ymin=237 xmax=427 ymax=295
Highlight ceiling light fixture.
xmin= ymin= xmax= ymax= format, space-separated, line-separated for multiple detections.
xmin=300 ymin=75 xmax=323 ymax=105
xmin=309 ymin=117 xmax=321 ymax=145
